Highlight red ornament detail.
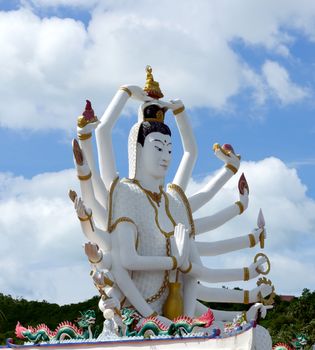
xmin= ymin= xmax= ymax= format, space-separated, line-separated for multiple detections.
xmin=272 ymin=343 xmax=293 ymax=350
xmin=238 ymin=173 xmax=249 ymax=195
xmin=222 ymin=144 xmax=235 ymax=154
xmin=83 ymin=100 xmax=95 ymax=121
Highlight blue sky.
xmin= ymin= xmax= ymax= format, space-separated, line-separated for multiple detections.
xmin=0 ymin=0 xmax=314 ymax=305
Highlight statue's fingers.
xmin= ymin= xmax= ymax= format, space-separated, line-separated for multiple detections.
xmin=179 ymin=223 xmax=185 ymax=235
xmin=214 ymin=148 xmax=227 ymax=161
xmin=256 ymin=258 xmax=266 ymax=266
xmin=78 ymin=199 xmax=85 ymax=215
xmin=230 ymin=151 xmax=241 ymax=162
xmin=260 ymin=307 xmax=267 ymax=318
xmin=76 ymin=197 xmax=82 ymax=207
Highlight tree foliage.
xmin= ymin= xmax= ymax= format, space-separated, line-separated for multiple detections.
xmin=0 ymin=293 xmax=103 ymax=345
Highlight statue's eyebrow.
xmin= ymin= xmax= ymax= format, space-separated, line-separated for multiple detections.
xmin=152 ymin=139 xmax=164 ymax=145
xmin=152 ymin=139 xmax=172 ymax=146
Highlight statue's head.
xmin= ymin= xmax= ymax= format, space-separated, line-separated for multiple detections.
xmin=136 ymin=121 xmax=172 ymax=180
xmin=128 ymin=113 xmax=172 ymax=181
xmin=128 ymin=66 xmax=171 ymax=180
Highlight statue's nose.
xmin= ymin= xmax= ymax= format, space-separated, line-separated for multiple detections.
xmin=162 ymin=151 xmax=171 ymax=162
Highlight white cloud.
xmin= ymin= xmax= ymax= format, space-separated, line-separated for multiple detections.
xmin=0 ymin=156 xmax=314 ymax=304
xmin=262 ymin=60 xmax=309 ymax=104
xmin=0 ymin=8 xmax=88 ymax=130
xmin=190 ymin=157 xmax=315 ymax=296
xmin=0 ymin=1 xmax=314 ymax=130
xmin=0 ymin=170 xmax=96 ymax=304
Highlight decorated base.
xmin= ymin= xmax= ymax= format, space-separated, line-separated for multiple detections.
xmin=5 ymin=327 xmax=258 ymax=350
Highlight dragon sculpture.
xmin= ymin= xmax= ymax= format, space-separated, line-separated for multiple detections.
xmin=15 ymin=310 xmax=96 ymax=343
xmin=273 ymin=334 xmax=308 ymax=350
xmin=121 ymin=307 xmax=215 ymax=337
xmin=291 ymin=334 xmax=308 ymax=349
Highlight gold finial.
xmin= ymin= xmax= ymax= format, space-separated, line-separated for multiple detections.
xmin=143 ymin=65 xmax=164 ymax=99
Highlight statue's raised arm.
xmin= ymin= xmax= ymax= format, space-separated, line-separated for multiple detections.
xmin=169 ymin=99 xmax=197 ymax=191
xmin=189 ymin=143 xmax=241 ymax=213
xmin=96 ymin=83 xmax=153 ymax=190
xmin=73 ymin=139 xmax=108 ymax=230
xmin=194 ymin=174 xmax=249 ymax=235
xmin=76 ymin=101 xmax=107 ymax=211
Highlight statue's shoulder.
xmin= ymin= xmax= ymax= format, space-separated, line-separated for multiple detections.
xmin=166 ymin=183 xmax=189 ymax=205
xmin=109 ymin=178 xmax=145 ymax=220
xmin=167 ymin=183 xmax=195 ymax=238
xmin=112 ymin=178 xmax=144 ymax=199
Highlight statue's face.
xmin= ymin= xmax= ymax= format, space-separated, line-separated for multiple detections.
xmin=139 ymin=132 xmax=172 ymax=180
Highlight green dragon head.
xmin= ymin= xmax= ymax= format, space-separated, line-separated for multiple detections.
xmin=121 ymin=308 xmax=141 ymax=327
xmin=291 ymin=334 xmax=308 ymax=348
xmin=77 ymin=310 xmax=96 ymax=328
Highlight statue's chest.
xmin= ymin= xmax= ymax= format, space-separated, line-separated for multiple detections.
xmin=135 ymin=194 xmax=175 ymax=256
xmin=112 ymin=181 xmax=191 ymax=256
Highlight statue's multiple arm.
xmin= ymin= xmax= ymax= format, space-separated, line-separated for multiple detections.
xmin=196 ymin=282 xmax=273 ymax=304
xmin=196 ymin=300 xmax=271 ymax=322
xmin=77 ymin=122 xmax=108 ymax=210
xmin=95 ymin=89 xmax=128 ymax=190
xmin=74 ymin=196 xmax=111 ymax=251
xmin=73 ymin=139 xmax=108 ymax=230
xmin=188 ymin=146 xmax=241 ymax=213
xmin=77 ymin=206 xmax=164 ymax=319
xmin=194 ymin=187 xmax=249 ymax=235
xmin=196 ymin=227 xmax=265 ymax=256
xmin=182 ymin=254 xmax=268 ymax=283
xmin=116 ymin=222 xmax=189 ymax=271
xmin=95 ymin=86 xmax=153 ymax=190
xmin=169 ymin=100 xmax=198 ymax=191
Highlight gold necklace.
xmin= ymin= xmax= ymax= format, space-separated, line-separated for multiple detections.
xmin=133 ymin=180 xmax=163 ymax=206
xmin=132 ymin=179 xmax=176 ymax=238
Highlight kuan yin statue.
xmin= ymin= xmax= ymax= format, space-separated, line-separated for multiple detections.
xmin=70 ymin=66 xmax=275 ymax=347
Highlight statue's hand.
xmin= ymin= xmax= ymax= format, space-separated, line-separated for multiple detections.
xmin=249 ymin=283 xmax=273 ymax=303
xmin=246 ymin=303 xmax=273 ymax=321
xmin=213 ymin=143 xmax=240 ymax=171
xmin=98 ymin=296 xmax=120 ymax=312
xmin=84 ymin=242 xmax=102 ymax=264
xmin=121 ymin=85 xmax=153 ymax=102
xmin=171 ymin=223 xmax=189 ymax=268
xmin=248 ymin=255 xmax=268 ymax=278
xmin=253 ymin=227 xmax=267 ymax=246
xmin=77 ymin=119 xmax=100 ymax=136
xmin=168 ymin=99 xmax=184 ymax=111
xmin=92 ymin=269 xmax=114 ymax=287
xmin=75 ymin=196 xmax=91 ymax=218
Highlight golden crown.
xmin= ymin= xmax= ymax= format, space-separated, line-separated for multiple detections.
xmin=142 ymin=66 xmax=166 ymax=123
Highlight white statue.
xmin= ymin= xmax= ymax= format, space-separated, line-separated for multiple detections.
xmin=70 ymin=66 xmax=273 ymax=347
